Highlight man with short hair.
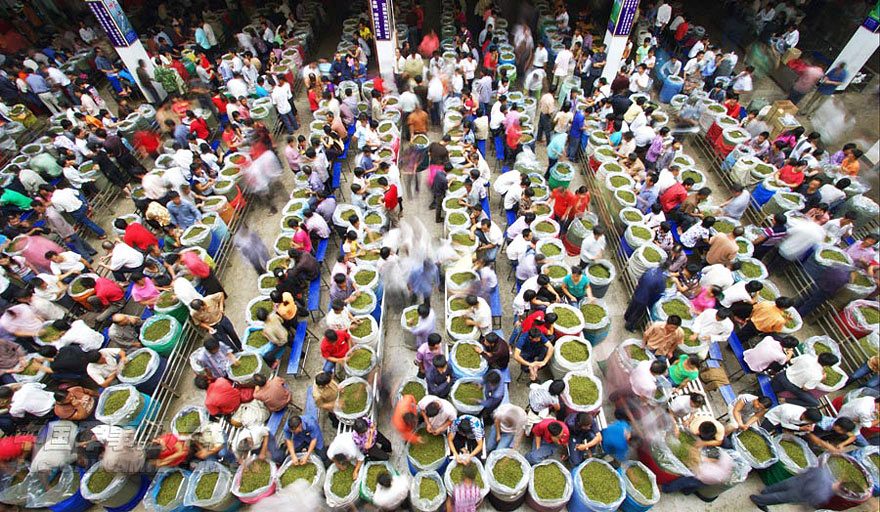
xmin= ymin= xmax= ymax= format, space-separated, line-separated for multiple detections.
xmin=190 ymin=293 xmax=241 ymax=351
xmin=527 ymin=417 xmax=569 ymax=463
xmin=447 ymin=415 xmax=484 ymax=465
xmin=643 ymin=316 xmax=684 ymax=360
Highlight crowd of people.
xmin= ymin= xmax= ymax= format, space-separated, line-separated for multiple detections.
xmin=0 ymin=0 xmax=875 ymax=511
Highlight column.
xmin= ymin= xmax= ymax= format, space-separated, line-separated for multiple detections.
xmin=826 ymin=6 xmax=880 ymax=90
xmin=369 ymin=0 xmax=398 ymax=80
xmin=601 ymin=0 xmax=641 ymax=83
xmin=85 ymin=0 xmax=165 ymax=102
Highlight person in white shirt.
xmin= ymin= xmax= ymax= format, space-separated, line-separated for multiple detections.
xmin=731 ymin=66 xmax=754 ymax=96
xmin=579 ymin=226 xmax=606 ymax=266
xmin=99 ymin=240 xmax=145 ymax=282
xmin=3 ymin=382 xmax=55 ymax=419
xmin=463 ymin=294 xmax=492 ymax=336
xmin=743 ymin=335 xmax=798 ymax=373
xmin=727 ymin=393 xmax=773 ymax=431
xmin=668 ymin=392 xmax=703 ymax=423
xmin=372 ymin=472 xmax=411 ymax=510
xmin=47 ymin=250 xmax=88 ymax=279
xmin=86 ymin=347 xmax=125 ymax=387
xmin=630 ymin=359 xmax=667 ymax=399
xmin=59 ymin=319 xmax=106 ymax=352
xmin=44 ymin=186 xmax=107 ymax=237
xmin=506 ymin=230 xmax=533 ymax=263
xmin=763 ymin=403 xmax=820 ymax=433
xmin=78 ymin=22 xmax=97 ymax=44
xmin=699 ymin=263 xmax=735 ymax=290
xmin=232 ymin=424 xmax=282 ymax=463
xmin=327 ymin=431 xmax=365 ymax=477
xmin=418 ymin=395 xmax=458 ymax=434
xmin=718 ymin=280 xmax=760 ymax=308
xmin=533 ymin=42 xmax=548 ymax=70
xmin=629 ymin=64 xmax=651 ymax=93
xmin=772 ymin=352 xmax=839 ymax=408
xmin=691 ymin=308 xmax=734 ymax=345
xmin=271 ymin=77 xmax=297 ymax=134
xmin=822 ymin=212 xmax=856 ymax=245
xmin=655 ymin=2 xmax=672 ymax=32
xmin=552 ymin=48 xmax=574 ymax=88
xmin=836 ymin=396 xmax=879 ymax=431
xmin=226 ymin=74 xmax=249 ymax=100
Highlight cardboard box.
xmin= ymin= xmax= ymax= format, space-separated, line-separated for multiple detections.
xmin=765 ymin=100 xmax=799 ymax=125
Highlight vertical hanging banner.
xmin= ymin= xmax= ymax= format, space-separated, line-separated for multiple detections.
xmin=607 ymin=0 xmax=640 ymax=37
xmin=85 ymin=0 xmax=138 ymax=47
xmin=370 ymin=0 xmax=393 ymax=41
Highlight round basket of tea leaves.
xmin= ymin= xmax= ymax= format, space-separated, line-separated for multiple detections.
xmin=231 ymin=458 xmax=277 ymax=502
xmin=334 ymin=376 xmax=373 ymax=424
xmin=570 ymin=459 xmax=625 ymax=511
xmin=536 ymin=238 xmax=565 ymax=261
xmin=443 ymin=460 xmax=489 ymax=500
xmin=396 ymin=376 xmax=428 ymax=404
xmin=343 ymin=345 xmax=377 ymax=379
xmin=618 ymin=461 xmax=660 ymax=507
xmin=526 ymin=459 xmax=572 ymax=511
xmin=245 ymin=296 xmax=274 ymax=326
xmin=352 ymin=264 xmax=379 ymax=291
xmin=550 ymin=335 xmax=591 ymax=379
xmin=228 ymin=352 xmax=270 ymax=385
xmin=145 ymin=467 xmax=190 ymax=511
xmin=410 ymin=471 xmax=446 ymax=512
xmin=171 ymin=405 xmax=209 ymax=439
xmin=347 ymin=289 xmax=378 ymax=316
xmin=485 ymin=448 xmax=531 ymax=503
xmin=182 ymin=460 xmax=239 ymax=510
xmin=651 ymin=294 xmax=695 ymax=325
xmin=446 ymin=270 xmax=478 ymax=292
xmin=277 ymin=453 xmax=325 ymax=491
xmin=543 ymin=262 xmax=571 ymax=285
xmin=547 ymin=303 xmax=585 ymax=337
xmin=624 ymin=223 xmax=653 ymax=250
xmin=406 ymin=428 xmax=450 ymax=473
xmin=821 ymin=453 xmax=874 ymax=503
xmin=732 ymin=427 xmax=778 ymax=469
xmin=529 ymin=217 xmax=560 ymax=240
xmin=561 ymin=371 xmax=602 ymax=413
xmin=449 ymin=229 xmax=479 ymax=253
xmin=80 ymin=461 xmax=141 ymax=507
xmin=772 ymin=433 xmax=818 ymax=476
xmin=117 ymin=347 xmax=162 ymax=387
xmin=139 ymin=314 xmax=182 ymax=357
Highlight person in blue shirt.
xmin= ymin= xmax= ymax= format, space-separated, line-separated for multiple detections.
xmin=566 ymin=412 xmax=601 ymax=466
xmin=253 ymin=77 xmax=270 ymax=98
xmin=567 ymin=108 xmax=585 ymax=159
xmin=426 ymin=353 xmax=454 ymax=398
xmin=480 ymin=370 xmax=504 ymax=419
xmin=600 ymin=411 xmax=632 ymax=462
xmin=802 ymin=62 xmax=848 ymax=116
xmin=636 ymin=174 xmax=660 ymax=213
xmin=284 ymin=414 xmax=328 ymax=464
xmin=546 ymin=132 xmax=567 ymax=174
xmin=624 ymin=267 xmax=666 ymax=331
xmin=166 ymin=191 xmax=202 ymax=229
xmin=513 ymin=327 xmax=554 ymax=383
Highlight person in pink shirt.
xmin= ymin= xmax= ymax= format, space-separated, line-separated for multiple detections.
xmin=130 ymin=272 xmax=161 ymax=307
xmin=743 ymin=335 xmax=798 ymax=373
xmin=287 ymin=218 xmax=312 ymax=253
xmin=690 ymin=285 xmax=721 ymax=314
xmin=629 ymin=359 xmax=668 ymax=400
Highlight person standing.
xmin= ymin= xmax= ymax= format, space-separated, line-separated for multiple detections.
xmin=801 ymin=62 xmax=848 ymax=116
xmin=624 ymin=267 xmax=667 ymax=331
xmin=788 ymin=63 xmax=825 ymax=105
xmin=750 ymin=465 xmax=837 ymax=511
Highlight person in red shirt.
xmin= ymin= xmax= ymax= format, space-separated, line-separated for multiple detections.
xmin=659 ymin=178 xmax=694 ymax=213
xmin=0 ymin=435 xmax=35 ymax=465
xmin=551 ymin=187 xmax=574 ymax=221
xmin=378 ymin=177 xmax=400 ymax=228
xmin=196 ymin=376 xmax=242 ymax=415
xmin=81 ymin=276 xmax=125 ymax=322
xmin=320 ymin=329 xmax=351 ymax=373
xmin=116 ymin=219 xmax=158 ymax=251
xmin=133 ymin=130 xmax=160 ymax=159
xmin=527 ymin=418 xmax=570 ymax=464
xmin=167 ymin=250 xmax=225 ymax=297
xmin=776 ymin=160 xmax=808 ymax=187
xmin=675 ymin=19 xmax=690 ymax=42
xmin=147 ymin=432 xmax=189 ymax=467
xmin=392 ymin=393 xmax=421 ymax=444
xmin=505 ymin=120 xmax=523 ymax=164
xmin=187 ymin=110 xmax=209 ymax=140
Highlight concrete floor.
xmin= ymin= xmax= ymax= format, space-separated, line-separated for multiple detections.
xmin=95 ymin=5 xmax=880 ymax=512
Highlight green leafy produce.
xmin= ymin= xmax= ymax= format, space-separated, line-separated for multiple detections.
xmin=454 ymin=382 xmax=483 ymax=405
xmin=739 ymin=261 xmax=764 ymax=278
xmin=19 ymin=360 xmax=40 ymax=376
xmin=102 ymin=389 xmax=131 ymax=416
xmin=532 ymin=462 xmax=566 ymax=499
xmin=448 ymin=212 xmax=467 ymax=225
xmin=409 ymin=428 xmax=446 ymax=464
xmin=259 ymin=275 xmax=278 ymax=289
xmin=682 ymin=327 xmax=699 ymax=346
xmin=455 ymin=343 xmax=482 ymax=368
xmin=623 ymin=211 xmax=642 ymax=222
xmin=349 ymin=320 xmax=373 ymax=338
xmin=246 ymin=329 xmax=269 ymax=348
xmin=144 ymin=318 xmax=172 ymax=340
xmin=268 ymin=257 xmax=290 ymax=271
xmin=853 ymin=273 xmax=873 ymax=287
xmin=450 ymin=316 xmax=474 ymax=335
xmin=714 ymin=221 xmax=734 ymax=234
xmin=452 ymin=233 xmax=474 ymax=246
xmin=185 ymin=226 xmax=207 ymax=239
xmin=580 ymin=462 xmax=621 ymax=504
xmin=754 ymin=163 xmax=774 ymax=175
xmin=860 ymin=307 xmax=879 ymax=325
xmin=275 ymin=236 xmax=292 ymax=252
xmin=364 ymin=464 xmax=386 ymax=493
xmin=400 ymin=381 xmax=426 ymax=402
xmin=858 ymin=336 xmax=879 ymax=358
xmin=175 ymin=411 xmax=201 ymax=434
xmin=737 ymin=429 xmax=773 ymax=462
xmin=580 ymin=304 xmax=605 ymax=324
xmin=541 ymin=243 xmax=562 ymax=257
xmin=249 ymin=300 xmax=274 ymax=319
xmin=450 ymin=272 xmax=474 ymax=286
xmin=280 ymin=462 xmax=318 ymax=487
xmin=535 ymin=204 xmax=551 ymax=216
xmin=156 ymin=472 xmax=183 ymax=505
xmin=364 ymin=213 xmax=382 ymax=225
xmin=350 ymin=293 xmax=373 ymax=310
xmin=821 ymin=249 xmax=847 ymax=263
xmin=155 ymin=291 xmax=178 ymax=309
xmin=238 ymin=460 xmax=271 ymax=493
xmin=588 ymin=265 xmax=610 ymax=279
xmin=610 ymin=176 xmax=629 ymax=188
xmin=669 ymin=431 xmax=696 ymax=464
xmin=597 ymin=148 xmax=614 ymax=158
xmin=492 ymin=457 xmax=524 ymax=488
xmin=737 ymin=240 xmax=750 ymax=254
xmin=681 ymin=171 xmax=702 ymax=184
xmin=354 ymin=270 xmax=376 ymax=287
xmin=869 ymin=454 xmax=880 ymax=471
xmin=642 ymin=247 xmax=661 ymax=263
xmin=546 ymin=265 xmax=568 ymax=279
xmin=204 ymin=198 xmax=223 ymax=208
xmin=822 ymin=367 xmax=844 ymax=386
xmin=827 ymin=456 xmax=868 ymax=494
xmin=661 ymin=300 xmax=691 ymax=319
xmin=728 ymin=130 xmax=745 ymax=138
xmin=420 ymin=478 xmax=441 ymax=500
xmin=579 ymin=219 xmax=595 ymax=231
xmin=560 ymin=341 xmax=589 ymax=362
xmin=339 ymin=383 xmax=368 ymax=414
xmin=449 ymin=297 xmax=469 ymax=312
xmin=759 ymin=287 xmax=777 ymax=301
xmin=87 ymin=467 xmax=115 ymax=493
xmin=231 ymin=354 xmax=258 ymax=376
xmin=812 ymin=342 xmax=832 ymax=355
xmin=568 ymin=376 xmax=598 ymax=405
xmin=404 ymin=309 xmax=420 ymax=327
xmin=347 ymin=348 xmax=373 ymax=370
xmin=780 ymin=193 xmax=801 ymax=204
xmin=631 ymin=226 xmax=651 ymax=240
xmin=554 ymin=307 xmax=581 ymax=328
xmin=69 ymin=279 xmax=90 ymax=295
xmin=628 ymin=345 xmax=649 ymax=361
xmin=448 ymin=181 xmax=464 ymax=194
xmin=121 ymin=352 xmax=152 ymax=378
xmin=779 ymin=440 xmax=807 ymax=468
xmin=616 ymin=190 xmax=635 ymax=203
xmin=625 ymin=465 xmax=654 ymax=500
xmin=534 ymin=221 xmax=556 ymax=233
xmin=450 ymin=464 xmax=483 ymax=487
xmin=39 ymin=325 xmax=63 ymax=342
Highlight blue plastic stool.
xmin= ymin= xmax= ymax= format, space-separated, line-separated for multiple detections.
xmin=50 ymin=469 xmax=91 ymax=512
